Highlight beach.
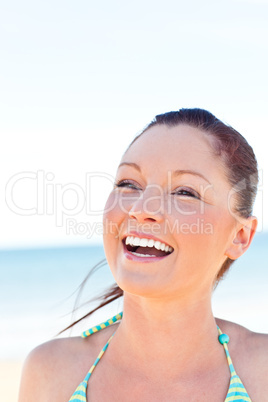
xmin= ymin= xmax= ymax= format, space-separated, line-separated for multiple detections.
xmin=0 ymin=360 xmax=23 ymax=402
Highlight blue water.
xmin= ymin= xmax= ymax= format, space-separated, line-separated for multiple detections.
xmin=1 ymin=233 xmax=267 ymax=359
xmin=0 ymin=245 xmax=118 ymax=359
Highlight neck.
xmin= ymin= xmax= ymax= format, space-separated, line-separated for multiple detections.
xmin=108 ymin=292 xmax=223 ymax=383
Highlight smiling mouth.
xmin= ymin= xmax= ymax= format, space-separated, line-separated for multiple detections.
xmin=123 ymin=235 xmax=174 ymax=258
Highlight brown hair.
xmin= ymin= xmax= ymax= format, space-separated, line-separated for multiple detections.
xmin=61 ymin=108 xmax=258 ymax=333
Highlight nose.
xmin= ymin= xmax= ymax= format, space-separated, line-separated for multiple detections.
xmin=128 ymin=184 xmax=164 ymax=223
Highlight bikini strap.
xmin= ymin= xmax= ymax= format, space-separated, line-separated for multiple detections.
xmin=81 ymin=312 xmax=123 ymax=338
xmin=76 ymin=312 xmax=123 ymax=385
xmin=82 ymin=317 xmax=235 ymax=378
xmin=217 ymin=325 xmax=237 ymax=376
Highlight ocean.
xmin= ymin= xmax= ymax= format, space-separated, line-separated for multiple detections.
xmin=1 ymin=232 xmax=267 ymax=360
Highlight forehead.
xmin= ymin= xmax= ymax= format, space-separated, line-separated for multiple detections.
xmin=122 ymin=124 xmax=218 ymax=173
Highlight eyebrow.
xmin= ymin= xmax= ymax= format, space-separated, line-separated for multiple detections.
xmin=118 ymin=162 xmax=141 ymax=172
xmin=173 ymin=169 xmax=211 ymax=184
xmin=118 ymin=163 xmax=211 ymax=184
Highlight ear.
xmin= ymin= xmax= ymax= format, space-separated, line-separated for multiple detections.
xmin=225 ymin=216 xmax=258 ymax=260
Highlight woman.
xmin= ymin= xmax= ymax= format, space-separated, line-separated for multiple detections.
xmin=19 ymin=109 xmax=268 ymax=401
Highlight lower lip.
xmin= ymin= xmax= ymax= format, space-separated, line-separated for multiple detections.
xmin=122 ymin=242 xmax=172 ymax=263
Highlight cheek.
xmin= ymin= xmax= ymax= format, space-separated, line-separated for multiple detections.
xmin=102 ymin=193 xmax=120 ymax=269
xmin=103 ymin=191 xmax=137 ymax=233
xmin=103 ymin=191 xmax=118 ymax=216
xmin=166 ymin=203 xmax=225 ymax=260
xmin=168 ymin=200 xmax=214 ymax=231
xmin=103 ymin=192 xmax=121 ymax=237
xmin=170 ymin=195 xmax=217 ymax=221
xmin=102 ymin=191 xmax=132 ymax=260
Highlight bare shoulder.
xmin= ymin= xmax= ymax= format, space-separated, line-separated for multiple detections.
xmin=18 ymin=337 xmax=85 ymax=402
xmin=216 ymin=317 xmax=268 ymax=358
xmin=216 ymin=318 xmax=268 ymax=399
xmin=18 ymin=324 xmax=119 ymax=402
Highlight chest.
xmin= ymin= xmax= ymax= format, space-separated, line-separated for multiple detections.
xmin=86 ymin=364 xmax=232 ymax=402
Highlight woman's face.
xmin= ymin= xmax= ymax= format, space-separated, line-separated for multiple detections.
xmin=103 ymin=124 xmax=239 ymax=299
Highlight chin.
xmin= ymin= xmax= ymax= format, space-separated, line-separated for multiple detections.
xmin=110 ymin=266 xmax=169 ymax=298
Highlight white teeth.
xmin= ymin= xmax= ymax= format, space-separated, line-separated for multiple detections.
xmin=131 ymin=252 xmax=157 ymax=257
xmin=154 ymin=241 xmax=161 ymax=250
xmin=148 ymin=239 xmax=154 ymax=247
xmin=140 ymin=238 xmax=148 ymax=247
xmin=124 ymin=235 xmax=173 ymax=253
xmin=133 ymin=237 xmax=140 ymax=246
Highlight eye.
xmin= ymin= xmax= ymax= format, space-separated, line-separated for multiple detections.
xmin=114 ymin=179 xmax=141 ymax=191
xmin=172 ymin=187 xmax=200 ymax=199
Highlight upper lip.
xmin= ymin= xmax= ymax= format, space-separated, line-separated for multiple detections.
xmin=122 ymin=231 xmax=173 ymax=249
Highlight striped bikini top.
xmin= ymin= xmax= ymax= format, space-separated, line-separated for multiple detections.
xmin=68 ymin=312 xmax=252 ymax=402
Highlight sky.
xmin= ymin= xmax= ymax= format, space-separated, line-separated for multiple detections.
xmin=0 ymin=0 xmax=268 ymax=248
